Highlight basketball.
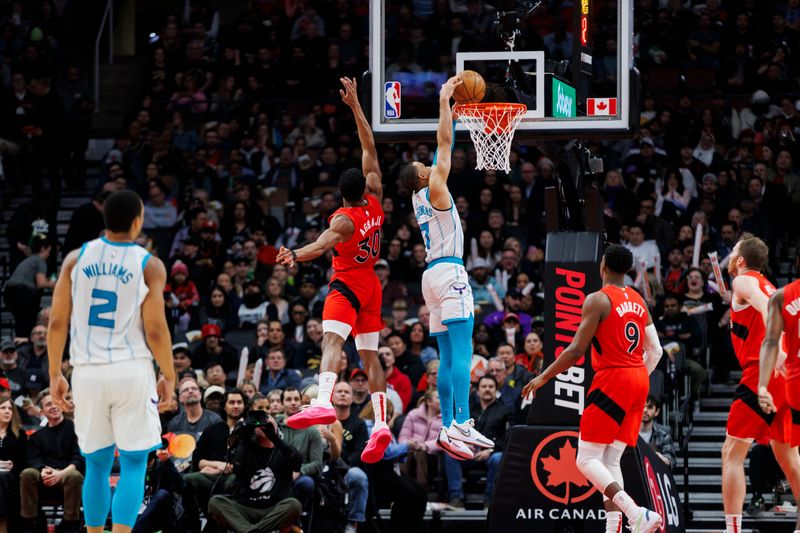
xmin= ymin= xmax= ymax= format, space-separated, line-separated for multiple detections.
xmin=453 ymin=70 xmax=486 ymax=104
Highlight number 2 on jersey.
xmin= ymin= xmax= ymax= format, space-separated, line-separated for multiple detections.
xmin=88 ymin=288 xmax=118 ymax=329
xmin=420 ymin=222 xmax=431 ymax=250
xmin=624 ymin=321 xmax=640 ymax=353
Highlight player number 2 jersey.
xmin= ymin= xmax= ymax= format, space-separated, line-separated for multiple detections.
xmin=412 ymin=187 xmax=463 ymax=262
xmin=591 ymin=285 xmax=648 ymax=371
xmin=730 ymin=270 xmax=776 ymax=368
xmin=69 ymin=237 xmax=152 ymax=366
xmin=781 ymin=279 xmax=800 ymax=381
xmin=329 ymin=194 xmax=384 ymax=273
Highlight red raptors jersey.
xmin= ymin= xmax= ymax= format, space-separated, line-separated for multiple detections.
xmin=328 ymin=194 xmax=384 ymax=273
xmin=781 ymin=279 xmax=800 ymax=381
xmin=591 ymin=285 xmax=648 ymax=371
xmin=730 ymin=271 xmax=776 ymax=368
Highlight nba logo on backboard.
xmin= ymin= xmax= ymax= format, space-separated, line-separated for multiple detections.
xmin=384 ymin=81 xmax=401 ymax=119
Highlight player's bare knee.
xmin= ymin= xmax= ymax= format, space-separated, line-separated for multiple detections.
xmin=721 ymin=438 xmax=746 ymax=465
xmin=322 ymin=331 xmax=346 ymax=351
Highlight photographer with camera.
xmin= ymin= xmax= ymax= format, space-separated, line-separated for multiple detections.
xmin=206 ymin=409 xmax=303 ymax=533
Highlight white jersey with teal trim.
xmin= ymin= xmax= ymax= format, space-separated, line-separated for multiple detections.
xmin=412 ymin=187 xmax=463 ymax=263
xmin=69 ymin=237 xmax=153 ymax=366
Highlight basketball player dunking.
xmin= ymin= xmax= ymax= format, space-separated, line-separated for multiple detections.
xmin=47 ymin=190 xmax=176 ymax=533
xmin=398 ymin=74 xmax=494 ymax=459
xmin=758 ymin=253 xmax=800 ymax=533
xmin=276 ymin=77 xmax=391 ymax=463
xmin=722 ymin=235 xmax=800 ymax=533
xmin=523 ymin=245 xmax=663 ymax=533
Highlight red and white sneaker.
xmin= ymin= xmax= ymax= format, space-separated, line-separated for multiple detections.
xmin=436 ymin=427 xmax=474 ymax=460
xmin=361 ymin=426 xmax=392 ymax=463
xmin=286 ymin=402 xmax=336 ymax=429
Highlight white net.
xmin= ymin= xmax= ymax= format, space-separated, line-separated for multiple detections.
xmin=455 ymin=103 xmax=526 ymax=173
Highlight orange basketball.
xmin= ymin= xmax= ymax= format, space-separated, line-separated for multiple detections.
xmin=453 ymin=70 xmax=486 ymax=104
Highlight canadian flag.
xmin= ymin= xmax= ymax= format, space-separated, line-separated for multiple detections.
xmin=586 ymin=98 xmax=617 ymax=116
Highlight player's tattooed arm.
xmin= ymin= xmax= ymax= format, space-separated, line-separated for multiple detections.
xmin=47 ymin=249 xmax=79 ymax=412
xmin=340 ymin=77 xmax=383 ymax=202
xmin=523 ymin=291 xmax=608 ymax=399
xmin=428 ymin=75 xmax=462 ymax=211
xmin=277 ymin=215 xmax=355 ymax=266
xmin=758 ymin=289 xmax=785 ymax=413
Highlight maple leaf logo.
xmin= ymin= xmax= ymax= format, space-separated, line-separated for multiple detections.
xmin=597 ymin=100 xmax=608 ymax=111
xmin=530 ymin=430 xmax=598 ymax=505
xmin=540 ymin=440 xmax=590 ymax=502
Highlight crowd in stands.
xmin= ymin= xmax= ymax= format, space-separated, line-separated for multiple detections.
xmin=1 ymin=0 xmax=800 ymax=530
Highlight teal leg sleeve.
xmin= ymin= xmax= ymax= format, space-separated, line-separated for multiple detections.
xmin=112 ymin=449 xmax=150 ymax=527
xmin=436 ymin=332 xmax=455 ymax=427
xmin=82 ymin=445 xmax=115 ymax=527
xmin=444 ymin=315 xmax=474 ymax=424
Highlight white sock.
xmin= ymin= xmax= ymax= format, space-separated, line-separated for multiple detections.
xmin=605 ymin=511 xmax=622 ymax=533
xmin=371 ymin=391 xmax=388 ymax=429
xmin=317 ymin=372 xmax=337 ymax=405
xmin=725 ymin=514 xmax=742 ymax=533
xmin=612 ymin=491 xmax=640 ymax=521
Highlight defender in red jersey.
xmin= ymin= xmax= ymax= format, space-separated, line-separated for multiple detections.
xmin=757 ymin=256 xmax=800 ymax=533
xmin=276 ymin=78 xmax=391 ymax=464
xmin=523 ymin=245 xmax=663 ymax=533
xmin=721 ymin=235 xmax=798 ymax=533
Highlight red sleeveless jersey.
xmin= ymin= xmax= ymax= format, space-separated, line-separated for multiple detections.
xmin=781 ymin=279 xmax=800 ymax=381
xmin=730 ymin=271 xmax=776 ymax=368
xmin=328 ymin=194 xmax=384 ymax=273
xmin=591 ymin=285 xmax=649 ymax=372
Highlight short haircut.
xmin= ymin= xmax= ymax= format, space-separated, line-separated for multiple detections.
xmin=399 ymin=163 xmax=419 ymax=193
xmin=267 ymin=347 xmax=285 ymax=359
xmin=478 ymin=375 xmax=498 ymax=388
xmin=646 ymin=394 xmax=662 ymax=411
xmin=339 ymin=168 xmax=366 ymax=203
xmin=30 ymin=234 xmax=50 ymax=253
xmin=737 ymin=233 xmax=769 ymax=271
xmin=281 ymin=387 xmax=301 ymax=401
xmin=628 ymin=222 xmax=645 ymax=233
xmin=205 ymin=361 xmax=223 ymax=372
xmin=496 ymin=342 xmax=515 ymax=354
xmin=603 ymin=244 xmax=634 ymax=274
xmin=104 ymin=190 xmax=143 ymax=233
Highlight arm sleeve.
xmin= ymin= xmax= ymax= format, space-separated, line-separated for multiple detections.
xmin=643 ymin=323 xmax=663 ymax=375
xmin=432 ymin=119 xmax=457 ymax=166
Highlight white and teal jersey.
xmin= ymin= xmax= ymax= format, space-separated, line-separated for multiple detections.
xmin=412 ymin=187 xmax=463 ymax=263
xmin=69 ymin=237 xmax=153 ymax=366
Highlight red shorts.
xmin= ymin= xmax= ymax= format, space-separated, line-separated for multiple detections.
xmin=580 ymin=366 xmax=649 ymax=446
xmin=322 ymin=271 xmax=384 ymax=337
xmin=727 ymin=364 xmax=790 ymax=443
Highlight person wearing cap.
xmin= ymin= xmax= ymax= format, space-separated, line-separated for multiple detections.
xmin=169 ymin=207 xmax=210 ymax=259
xmin=16 ymin=325 xmax=49 ymax=376
xmin=203 ymin=383 xmax=226 ymax=413
xmin=191 ymin=324 xmax=239 ymax=375
xmin=0 ymin=340 xmax=27 ymax=398
xmin=483 ymin=288 xmax=533 ymax=338
xmin=167 ymin=260 xmax=200 ymax=331
xmin=349 ymin=368 xmax=372 ymax=414
xmin=469 ymin=257 xmax=505 ymax=308
xmin=167 ymin=379 xmax=223 ymax=438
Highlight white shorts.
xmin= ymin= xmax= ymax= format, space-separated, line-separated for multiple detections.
xmin=421 ymin=260 xmax=474 ymax=335
xmin=72 ymin=358 xmax=162 ymax=455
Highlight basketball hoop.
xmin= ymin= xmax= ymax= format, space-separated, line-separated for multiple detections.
xmin=455 ymin=103 xmax=526 ymax=173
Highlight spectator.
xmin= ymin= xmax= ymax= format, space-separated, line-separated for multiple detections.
xmin=486 ymin=357 xmax=520 ymax=409
xmin=0 ymin=398 xmax=27 ymax=533
xmin=3 ymin=234 xmax=54 ymax=337
xmin=655 ymin=294 xmax=708 ymax=397
xmin=639 ymin=395 xmax=678 ymax=470
xmin=517 ymin=332 xmax=544 ymax=375
xmin=349 ymin=368 xmax=372 ymax=414
xmin=203 ymin=382 xmax=226 ymax=411
xmin=167 ymin=379 xmax=223 ymax=438
xmin=183 ymin=389 xmax=246 ymax=531
xmin=196 ymin=285 xmax=239 ymax=334
xmin=206 ymin=415 xmax=303 ymax=532
xmin=191 ymin=324 xmax=238 ymax=374
xmin=0 ymin=339 xmax=27 ymax=398
xmin=332 ymin=381 xmax=369 ymax=532
xmin=238 ymin=281 xmax=278 ymax=328
xmin=62 ymin=192 xmax=108 ymax=254
xmin=495 ymin=342 xmax=530 ymax=391
xmin=259 ymin=348 xmax=301 ymax=394
xmin=266 ymin=390 xmax=284 ymax=415
xmin=132 ymin=438 xmax=184 ymax=533
xmin=20 ymin=392 xmax=84 ymax=533
xmin=16 ymin=325 xmax=48 ymax=375
xmin=398 ymin=388 xmax=443 ymax=490
xmin=387 ymin=334 xmax=425 ymax=388
xmin=278 ymin=387 xmax=323 ymax=509
xmin=380 ymin=345 xmax=413 ymax=411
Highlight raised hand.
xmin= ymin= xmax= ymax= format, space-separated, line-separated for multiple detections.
xmin=440 ymin=75 xmax=463 ymax=102
xmin=276 ymin=246 xmax=296 ymax=267
xmin=340 ymin=77 xmax=359 ymax=107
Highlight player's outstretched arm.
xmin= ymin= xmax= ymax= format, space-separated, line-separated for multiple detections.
xmin=758 ymin=289 xmax=785 ymax=413
xmin=428 ymin=75 xmax=462 ymax=211
xmin=142 ymin=257 xmax=177 ymax=405
xmin=276 ymin=215 xmax=355 ymax=267
xmin=340 ymin=77 xmax=383 ymax=202
xmin=47 ymin=249 xmax=79 ymax=412
xmin=522 ymin=291 xmax=607 ymax=399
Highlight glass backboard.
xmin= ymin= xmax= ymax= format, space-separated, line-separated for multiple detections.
xmin=367 ymin=0 xmax=637 ymax=141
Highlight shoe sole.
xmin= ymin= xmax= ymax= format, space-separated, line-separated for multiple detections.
xmin=436 ymin=438 xmax=473 ymax=460
xmin=286 ymin=410 xmax=336 ymax=429
xmin=361 ymin=429 xmax=392 ymax=464
xmin=446 ymin=429 xmax=494 ymax=449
